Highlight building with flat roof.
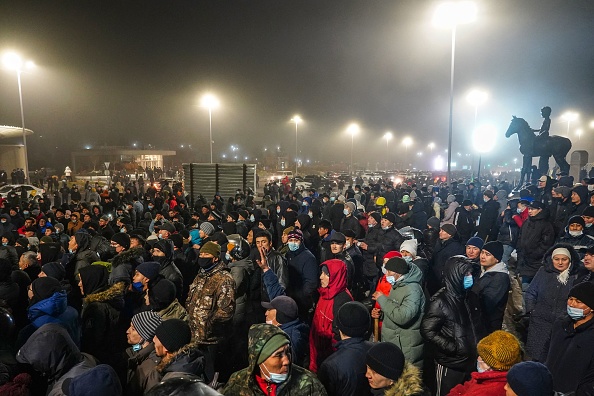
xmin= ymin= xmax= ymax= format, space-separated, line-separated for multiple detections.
xmin=70 ymin=146 xmax=176 ymax=173
xmin=0 ymin=125 xmax=33 ymax=172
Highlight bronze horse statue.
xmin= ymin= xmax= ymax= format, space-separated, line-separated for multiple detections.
xmin=505 ymin=116 xmax=572 ymax=186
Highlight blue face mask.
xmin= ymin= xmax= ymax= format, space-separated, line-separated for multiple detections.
xmin=120 ymin=228 xmax=126 ymax=233
xmin=516 ymin=208 xmax=523 ymax=214
xmin=477 ymin=360 xmax=488 ymax=373
xmin=386 ymin=275 xmax=396 ymax=285
xmin=69 ymin=248 xmax=74 ymax=254
xmin=368 ymin=223 xmax=375 ymax=228
xmin=132 ymin=282 xmax=144 ymax=292
xmin=567 ymin=305 xmax=587 ymax=320
xmin=463 ymin=274 xmax=474 ymax=289
xmin=2 ymin=242 xmax=7 ymax=247
xmin=225 ymin=252 xmax=232 ymax=261
xmin=280 ymin=219 xmax=286 ymax=227
xmin=276 ymin=208 xmax=281 ymax=214
xmin=132 ymin=343 xmax=143 ymax=352
xmin=382 ymin=226 xmax=390 ymax=230
xmin=260 ymin=362 xmax=288 ymax=384
xmin=250 ymin=215 xmax=255 ymax=222
xmin=288 ymin=242 xmax=299 ymax=252
xmin=403 ymin=256 xmax=413 ymax=263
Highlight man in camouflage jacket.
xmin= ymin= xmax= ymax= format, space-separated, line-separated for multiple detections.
xmin=185 ymin=242 xmax=236 ymax=344
xmin=223 ymin=323 xmax=327 ymax=396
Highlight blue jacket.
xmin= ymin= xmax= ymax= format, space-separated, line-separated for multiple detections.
xmin=318 ymin=337 xmax=373 ymax=396
xmin=286 ymin=244 xmax=318 ymax=315
xmin=280 ymin=318 xmax=309 ymax=367
xmin=18 ymin=291 xmax=80 ymax=349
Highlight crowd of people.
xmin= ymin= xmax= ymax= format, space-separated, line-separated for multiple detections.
xmin=0 ymin=170 xmax=593 ymax=396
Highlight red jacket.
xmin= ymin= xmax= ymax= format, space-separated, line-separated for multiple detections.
xmin=512 ymin=208 xmax=529 ymax=228
xmin=448 ymin=370 xmax=507 ymax=396
xmin=309 ymin=259 xmax=352 ymax=373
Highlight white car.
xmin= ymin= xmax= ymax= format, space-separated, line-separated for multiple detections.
xmin=0 ymin=184 xmax=46 ymax=199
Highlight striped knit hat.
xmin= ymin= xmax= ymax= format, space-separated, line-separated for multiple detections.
xmin=131 ymin=311 xmax=162 ymax=343
xmin=477 ymin=330 xmax=522 ymax=371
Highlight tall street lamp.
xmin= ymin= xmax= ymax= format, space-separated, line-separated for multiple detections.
xmin=433 ymin=1 xmax=477 ymax=187
xmin=384 ymin=131 xmax=393 ymax=171
xmin=200 ymin=93 xmax=220 ymax=164
xmin=402 ymin=136 xmax=413 ymax=168
xmin=347 ymin=123 xmax=360 ymax=175
xmin=466 ymin=88 xmax=488 ymax=178
xmin=291 ymin=115 xmax=302 ymax=175
xmin=561 ymin=111 xmax=578 ymax=136
xmin=3 ymin=52 xmax=35 ymax=182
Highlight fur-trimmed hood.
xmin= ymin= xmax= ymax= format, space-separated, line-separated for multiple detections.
xmin=155 ymin=341 xmax=205 ymax=377
xmin=83 ymin=281 xmax=126 ymax=308
xmin=384 ymin=363 xmax=426 ymax=396
xmin=111 ymin=247 xmax=145 ymax=269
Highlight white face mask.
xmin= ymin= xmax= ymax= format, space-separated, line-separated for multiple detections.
xmin=569 ymin=230 xmax=583 ymax=237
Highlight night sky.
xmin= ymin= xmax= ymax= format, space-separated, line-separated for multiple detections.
xmin=1 ymin=0 xmax=594 ymax=171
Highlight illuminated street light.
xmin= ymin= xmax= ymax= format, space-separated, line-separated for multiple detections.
xmin=590 ymin=120 xmax=594 ymax=129
xmin=428 ymin=142 xmax=435 ymax=152
xmin=576 ymin=128 xmax=583 ymax=141
xmin=472 ymin=124 xmax=497 ymax=181
xmin=291 ymin=115 xmax=302 ymax=175
xmin=433 ymin=1 xmax=477 ymax=186
xmin=2 ymin=51 xmax=35 ymax=182
xmin=561 ymin=111 xmax=578 ymax=136
xmin=200 ymin=93 xmax=220 ymax=164
xmin=346 ymin=123 xmax=360 ymax=175
xmin=384 ymin=131 xmax=393 ymax=171
xmin=403 ymin=136 xmax=413 ymax=169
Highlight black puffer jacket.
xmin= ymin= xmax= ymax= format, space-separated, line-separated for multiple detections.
xmin=361 ymin=226 xmax=383 ymax=278
xmin=153 ymin=240 xmax=184 ymax=300
xmin=109 ymin=247 xmax=145 ymax=285
xmin=428 ymin=236 xmax=465 ymax=295
xmin=376 ymin=226 xmax=405 ymax=265
xmin=421 ymin=255 xmax=479 ymax=372
xmin=476 ymin=199 xmax=500 ymax=241
xmin=517 ymin=208 xmax=555 ymax=277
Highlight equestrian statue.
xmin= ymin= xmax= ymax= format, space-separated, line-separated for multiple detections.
xmin=505 ymin=106 xmax=572 ymax=187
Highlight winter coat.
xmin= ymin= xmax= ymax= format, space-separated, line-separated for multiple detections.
xmin=223 ymin=324 xmax=327 ymax=396
xmin=570 ymin=185 xmax=589 ymax=217
xmin=340 ymin=214 xmax=362 ymax=238
xmin=158 ymin=299 xmax=189 ymax=321
xmin=261 ymin=249 xmax=289 ymax=302
xmin=453 ymin=207 xmax=475 ymax=243
xmin=422 ymin=227 xmax=439 ymax=262
xmin=442 ymin=201 xmax=459 ymax=225
xmin=408 ymin=201 xmax=428 ymax=231
xmin=286 ymin=244 xmax=319 ymax=317
xmin=68 ymin=249 xmax=100 ymax=278
xmin=309 ymin=259 xmax=353 ymax=373
xmin=155 ymin=342 xmax=205 ymax=383
xmin=550 ymin=198 xmax=572 ymax=238
xmin=109 ymin=247 xmax=145 ymax=285
xmin=125 ymin=343 xmax=158 ymax=396
xmin=372 ymin=363 xmax=427 ymax=396
xmin=476 ymin=200 xmax=500 ymax=242
xmin=556 ymin=231 xmax=594 ymax=259
xmin=472 ymin=263 xmax=510 ymax=334
xmin=497 ymin=208 xmax=520 ymax=248
xmin=328 ymin=202 xmax=345 ymax=232
xmin=185 ymin=262 xmax=236 ymax=344
xmin=0 ymin=245 xmax=18 ymax=268
xmin=362 ymin=225 xmax=384 ymax=277
xmin=155 ymin=251 xmax=184 ymax=302
xmin=80 ymin=282 xmax=127 ymax=368
xmin=376 ymin=227 xmax=405 ymax=266
xmin=525 ymin=244 xmax=582 ymax=362
xmin=0 ymin=278 xmax=19 ymax=311
xmin=228 ymin=257 xmax=254 ymax=325
xmin=318 ymin=337 xmax=373 ymax=396
xmin=16 ymin=323 xmax=97 ymax=396
xmin=17 ymin=291 xmax=80 ymax=350
xmin=447 ymin=370 xmax=507 ymax=396
xmin=545 ymin=317 xmax=594 ymax=395
xmin=517 ymin=209 xmax=555 ymax=277
xmin=429 ymin=237 xmax=465 ymax=295
xmin=279 ymin=318 xmax=310 ymax=368
xmin=376 ymin=262 xmax=425 ymax=367
xmin=421 ymin=256 xmax=479 ymax=372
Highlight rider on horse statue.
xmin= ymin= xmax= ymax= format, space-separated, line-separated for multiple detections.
xmin=531 ymin=106 xmax=551 ymax=153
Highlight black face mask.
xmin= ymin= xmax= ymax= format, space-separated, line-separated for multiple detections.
xmin=198 ymin=257 xmax=215 ymax=269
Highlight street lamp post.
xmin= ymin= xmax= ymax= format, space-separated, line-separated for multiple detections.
xmin=291 ymin=115 xmax=302 ymax=175
xmin=3 ymin=52 xmax=35 ymax=183
xmin=200 ymin=93 xmax=220 ymax=164
xmin=347 ymin=123 xmax=360 ymax=175
xmin=402 ymin=137 xmax=413 ymax=169
xmin=466 ymin=88 xmax=488 ymax=178
xmin=433 ymin=1 xmax=477 ymax=187
xmin=384 ymin=131 xmax=393 ymax=171
xmin=561 ymin=111 xmax=578 ymax=137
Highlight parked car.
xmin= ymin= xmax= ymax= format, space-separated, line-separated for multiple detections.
xmin=0 ymin=184 xmax=46 ymax=199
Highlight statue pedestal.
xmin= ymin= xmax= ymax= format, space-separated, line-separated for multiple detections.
xmin=570 ymin=150 xmax=588 ymax=182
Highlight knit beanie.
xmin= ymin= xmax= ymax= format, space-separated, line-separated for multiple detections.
xmin=567 ymin=215 xmax=585 ymax=228
xmin=477 ymin=330 xmax=522 ymax=371
xmin=111 ymin=232 xmax=130 ymax=250
xmin=40 ymin=236 xmax=54 ymax=244
xmin=41 ymin=262 xmax=66 ymax=281
xmin=369 ymin=212 xmax=382 ymax=224
xmin=482 ymin=241 xmax=504 ymax=262
xmin=382 ymin=212 xmax=396 ymax=225
xmin=427 ymin=216 xmax=440 ymax=229
xmin=385 ymin=257 xmax=409 ymax=275
xmin=466 ymin=236 xmax=484 ymax=250
xmin=507 ymin=362 xmax=553 ymax=396
xmin=551 ymin=247 xmax=571 ymax=259
xmin=136 ymin=262 xmax=161 ymax=280
xmin=336 ymin=301 xmax=370 ymax=338
xmin=399 ymin=239 xmax=417 ymax=257
xmin=441 ymin=223 xmax=457 ymax=236
xmin=131 ymin=311 xmax=162 ymax=343
xmin=200 ymin=241 xmax=221 ymax=258
xmin=31 ymin=277 xmax=62 ymax=305
xmin=154 ymin=319 xmax=192 ymax=353
xmin=569 ymin=281 xmax=594 ymax=309
xmin=257 ymin=332 xmax=290 ymax=365
xmin=366 ymin=342 xmax=405 ymax=381
xmin=286 ymin=228 xmax=303 ymax=241
xmin=169 ymin=233 xmax=184 ymax=249
xmin=200 ymin=222 xmax=215 ymax=236
xmin=148 ymin=278 xmax=177 ymax=310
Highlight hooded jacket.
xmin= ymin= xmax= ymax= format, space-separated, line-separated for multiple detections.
xmin=376 ymin=262 xmax=425 ymax=367
xmin=223 ymin=324 xmax=327 ymax=396
xmin=525 ymin=243 xmax=582 ymax=362
xmin=448 ymin=369 xmax=508 ymax=396
xmin=17 ymin=291 xmax=80 ymax=350
xmin=309 ymin=259 xmax=353 ymax=373
xmin=421 ymin=256 xmax=479 ymax=372
xmin=476 ymin=199 xmax=500 ymax=242
xmin=156 ymin=342 xmax=205 ymax=383
xmin=473 ymin=262 xmax=510 ymax=335
xmin=109 ymin=246 xmax=145 ymax=285
xmin=286 ymin=243 xmax=318 ymax=317
xmin=517 ymin=208 xmax=555 ymax=277
xmin=67 ymin=232 xmax=100 ymax=281
xmin=16 ymin=323 xmax=97 ymax=396
xmin=154 ymin=239 xmax=184 ymax=301
xmin=228 ymin=256 xmax=255 ymax=325
xmin=373 ymin=363 xmax=426 ymax=396
xmin=570 ymin=185 xmax=589 ymax=217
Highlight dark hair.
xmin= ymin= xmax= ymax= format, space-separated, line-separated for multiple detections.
xmin=319 ymin=219 xmax=332 ymax=230
xmin=254 ymin=229 xmax=272 ymax=243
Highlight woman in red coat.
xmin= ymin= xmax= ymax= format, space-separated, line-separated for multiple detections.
xmin=309 ymin=258 xmax=352 ymax=373
xmin=448 ymin=330 xmax=522 ymax=396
